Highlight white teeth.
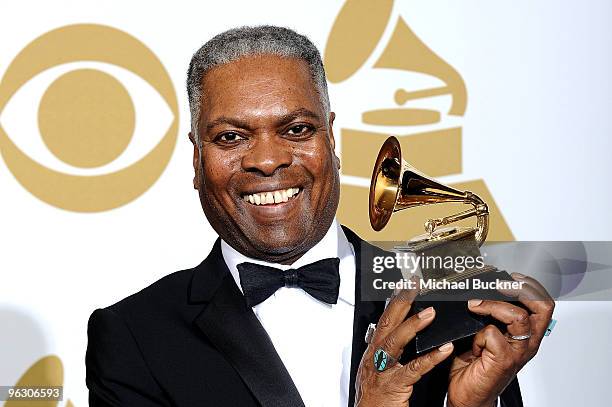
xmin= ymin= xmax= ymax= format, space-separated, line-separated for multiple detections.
xmin=243 ymin=188 xmax=300 ymax=205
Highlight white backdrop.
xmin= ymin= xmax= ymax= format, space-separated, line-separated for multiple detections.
xmin=1 ymin=1 xmax=611 ymax=406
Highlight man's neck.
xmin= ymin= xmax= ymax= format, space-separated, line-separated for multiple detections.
xmin=223 ymin=219 xmax=339 ymax=269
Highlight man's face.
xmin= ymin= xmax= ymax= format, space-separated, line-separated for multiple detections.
xmin=190 ymin=54 xmax=340 ymax=264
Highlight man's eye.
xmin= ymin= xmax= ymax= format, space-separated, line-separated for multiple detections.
xmin=218 ymin=132 xmax=244 ymax=142
xmin=286 ymin=124 xmax=313 ymax=136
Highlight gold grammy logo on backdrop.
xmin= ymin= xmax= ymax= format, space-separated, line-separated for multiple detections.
xmin=325 ymin=0 xmax=513 ymax=241
xmin=0 ymin=24 xmax=178 ymax=212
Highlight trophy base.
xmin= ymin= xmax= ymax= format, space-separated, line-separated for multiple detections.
xmin=409 ymin=269 xmax=521 ymax=354
xmin=396 ymin=226 xmax=527 ymax=353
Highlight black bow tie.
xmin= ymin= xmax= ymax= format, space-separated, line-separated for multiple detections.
xmin=236 ymin=258 xmax=341 ymax=307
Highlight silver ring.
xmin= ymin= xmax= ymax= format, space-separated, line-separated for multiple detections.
xmin=365 ymin=323 xmax=376 ymax=344
xmin=505 ymin=332 xmax=531 ymax=342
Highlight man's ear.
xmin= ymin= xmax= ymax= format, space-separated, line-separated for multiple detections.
xmin=328 ymin=112 xmax=341 ymax=170
xmin=188 ymin=132 xmax=201 ymax=190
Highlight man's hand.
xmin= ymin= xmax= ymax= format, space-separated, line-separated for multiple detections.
xmin=447 ymin=273 xmax=556 ymax=407
xmin=355 ymin=284 xmax=454 ymax=406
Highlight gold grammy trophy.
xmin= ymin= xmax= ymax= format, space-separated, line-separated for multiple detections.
xmin=370 ymin=136 xmax=516 ymax=353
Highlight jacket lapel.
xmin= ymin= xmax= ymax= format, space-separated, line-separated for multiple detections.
xmin=342 ymin=226 xmax=387 ymax=405
xmin=190 ymin=240 xmax=305 ymax=407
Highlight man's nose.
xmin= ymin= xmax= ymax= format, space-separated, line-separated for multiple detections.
xmin=241 ymin=136 xmax=293 ymax=176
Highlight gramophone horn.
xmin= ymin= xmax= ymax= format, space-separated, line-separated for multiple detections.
xmin=369 ymin=136 xmax=402 ymax=231
xmin=369 ymin=136 xmax=490 ymax=244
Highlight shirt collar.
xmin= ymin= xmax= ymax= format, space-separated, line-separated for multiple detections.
xmin=221 ymin=218 xmax=355 ymax=306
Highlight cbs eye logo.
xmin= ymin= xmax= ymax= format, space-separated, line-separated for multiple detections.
xmin=0 ymin=24 xmax=178 ymax=212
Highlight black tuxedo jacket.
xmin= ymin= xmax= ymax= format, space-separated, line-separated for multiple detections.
xmin=86 ymin=226 xmax=523 ymax=406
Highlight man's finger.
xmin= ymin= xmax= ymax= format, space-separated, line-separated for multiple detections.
xmin=467 ymin=299 xmax=531 ymax=345
xmin=381 ymin=307 xmax=436 ymax=358
xmin=503 ymin=274 xmax=555 ymax=317
xmin=400 ymin=342 xmax=454 ymax=385
xmin=497 ymin=281 xmax=555 ymax=340
xmin=511 ymin=273 xmax=552 ymax=299
xmin=372 ymin=278 xmax=419 ymax=342
xmin=511 ymin=273 xmax=556 ymax=333
xmin=471 ymin=324 xmax=511 ymax=361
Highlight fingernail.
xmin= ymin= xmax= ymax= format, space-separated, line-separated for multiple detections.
xmin=512 ymin=272 xmax=526 ymax=279
xmin=418 ymin=307 xmax=434 ymax=319
xmin=468 ymin=299 xmax=483 ymax=307
xmin=439 ymin=342 xmax=453 ymax=352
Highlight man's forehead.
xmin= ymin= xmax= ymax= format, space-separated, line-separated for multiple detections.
xmin=201 ymin=54 xmax=314 ymax=93
xmin=198 ymin=55 xmax=322 ymax=122
xmin=207 ymin=53 xmax=309 ymax=74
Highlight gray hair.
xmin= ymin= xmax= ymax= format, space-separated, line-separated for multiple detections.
xmin=186 ymin=25 xmax=330 ymax=146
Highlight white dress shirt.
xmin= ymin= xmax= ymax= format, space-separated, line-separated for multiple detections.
xmin=221 ymin=219 xmax=355 ymax=407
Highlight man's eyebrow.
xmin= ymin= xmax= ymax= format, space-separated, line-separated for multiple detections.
xmin=275 ymin=108 xmax=322 ymax=127
xmin=205 ymin=117 xmax=253 ymax=133
xmin=204 ymin=108 xmax=322 ymax=133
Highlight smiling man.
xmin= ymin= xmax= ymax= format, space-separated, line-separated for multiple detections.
xmin=86 ymin=26 xmax=554 ymax=407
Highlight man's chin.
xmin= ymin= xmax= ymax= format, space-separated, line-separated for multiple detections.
xmin=239 ymin=233 xmax=311 ymax=262
xmin=249 ymin=239 xmax=303 ymax=256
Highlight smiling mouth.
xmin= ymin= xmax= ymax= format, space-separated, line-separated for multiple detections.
xmin=242 ymin=188 xmax=301 ymax=206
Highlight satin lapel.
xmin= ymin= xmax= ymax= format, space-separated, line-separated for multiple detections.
xmin=190 ymin=240 xmax=305 ymax=407
xmin=342 ymin=226 xmax=386 ymax=406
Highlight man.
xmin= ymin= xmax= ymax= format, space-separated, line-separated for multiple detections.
xmin=86 ymin=26 xmax=555 ymax=406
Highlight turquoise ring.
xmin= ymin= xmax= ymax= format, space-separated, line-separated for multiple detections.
xmin=544 ymin=319 xmax=557 ymax=337
xmin=373 ymin=347 xmax=398 ymax=372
